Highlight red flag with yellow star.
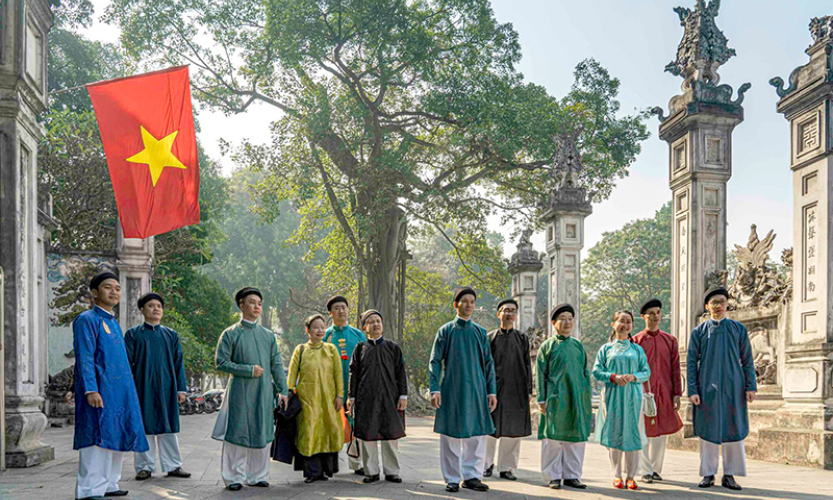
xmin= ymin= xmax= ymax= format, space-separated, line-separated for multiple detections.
xmin=87 ymin=66 xmax=200 ymax=238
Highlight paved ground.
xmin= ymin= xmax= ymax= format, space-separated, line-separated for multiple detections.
xmin=1 ymin=414 xmax=831 ymax=500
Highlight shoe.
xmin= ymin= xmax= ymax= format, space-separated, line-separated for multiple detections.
xmin=499 ymin=471 xmax=517 ymax=481
xmin=250 ymin=481 xmax=269 ymax=487
xmin=722 ymin=475 xmax=742 ymax=490
xmin=104 ymin=491 xmax=128 ymax=497
xmin=363 ymin=474 xmax=380 ymax=484
xmin=166 ymin=467 xmax=191 ymax=478
xmin=642 ymin=474 xmax=654 ymax=483
xmin=483 ymin=464 xmax=493 ymax=477
xmin=652 ymin=472 xmax=663 ymax=481
xmin=135 ymin=470 xmax=152 ymax=481
xmin=304 ymin=477 xmax=318 ymax=484
xmin=699 ymin=475 xmax=715 ymax=488
xmin=385 ymin=475 xmax=402 ymax=483
xmin=462 ymin=478 xmax=489 ymax=492
xmin=446 ymin=483 xmax=459 ymax=492
xmin=354 ymin=468 xmax=365 ymax=475
xmin=613 ymin=478 xmax=625 ymax=489
xmin=626 ymin=479 xmax=637 ymax=490
xmin=76 ymin=497 xmax=106 ymax=500
xmin=563 ymin=479 xmax=586 ymax=489
xmin=548 ymin=480 xmax=561 ymax=489
xmin=227 ymin=484 xmax=243 ymax=491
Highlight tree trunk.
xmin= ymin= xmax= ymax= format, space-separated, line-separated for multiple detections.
xmin=364 ymin=207 xmax=407 ymax=343
xmin=262 ymin=306 xmax=273 ymax=330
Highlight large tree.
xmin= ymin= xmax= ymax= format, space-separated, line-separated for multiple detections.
xmin=107 ymin=0 xmax=648 ymax=326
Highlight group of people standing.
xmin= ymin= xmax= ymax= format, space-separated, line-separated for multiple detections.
xmin=71 ymin=270 xmax=757 ymax=500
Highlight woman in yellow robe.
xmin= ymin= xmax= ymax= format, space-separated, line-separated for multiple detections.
xmin=287 ymin=314 xmax=344 ymax=483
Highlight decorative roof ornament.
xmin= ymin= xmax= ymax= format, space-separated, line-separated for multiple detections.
xmin=809 ymin=15 xmax=833 ymax=46
xmin=551 ymin=133 xmax=583 ymax=189
xmin=770 ymin=15 xmax=833 ymax=99
xmin=507 ymin=229 xmax=543 ymax=275
xmin=665 ymin=0 xmax=735 ymax=89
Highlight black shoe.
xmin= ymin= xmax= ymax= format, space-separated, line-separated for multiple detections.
xmin=642 ymin=474 xmax=654 ymax=483
xmin=250 ymin=481 xmax=269 ymax=487
xmin=166 ymin=467 xmax=191 ymax=478
xmin=548 ymin=480 xmax=561 ymax=489
xmin=135 ymin=470 xmax=152 ymax=481
xmin=499 ymin=471 xmax=517 ymax=481
xmin=483 ymin=464 xmax=493 ymax=477
xmin=652 ymin=472 xmax=663 ymax=481
xmin=563 ymin=479 xmax=587 ymax=489
xmin=446 ymin=483 xmax=460 ymax=492
xmin=304 ymin=477 xmax=318 ymax=484
xmin=104 ymin=491 xmax=128 ymax=497
xmin=76 ymin=497 xmax=106 ymax=500
xmin=227 ymin=483 xmax=243 ymax=491
xmin=722 ymin=475 xmax=742 ymax=490
xmin=363 ymin=474 xmax=380 ymax=484
xmin=462 ymin=478 xmax=489 ymax=492
xmin=699 ymin=475 xmax=715 ymax=488
xmin=385 ymin=475 xmax=402 ymax=483
xmin=354 ymin=468 xmax=365 ymax=475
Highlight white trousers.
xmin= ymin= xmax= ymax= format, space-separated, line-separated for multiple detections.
xmin=76 ymin=446 xmax=123 ymax=499
xmin=221 ymin=441 xmax=270 ymax=486
xmin=638 ymin=435 xmax=667 ymax=476
xmin=360 ymin=439 xmax=400 ymax=476
xmin=135 ymin=434 xmax=183 ymax=473
xmin=343 ymin=441 xmax=362 ymax=470
xmin=485 ymin=436 xmax=521 ymax=473
xmin=609 ymin=448 xmax=640 ymax=479
xmin=699 ymin=439 xmax=747 ymax=477
xmin=540 ymin=440 xmax=585 ymax=481
xmin=440 ymin=435 xmax=486 ymax=484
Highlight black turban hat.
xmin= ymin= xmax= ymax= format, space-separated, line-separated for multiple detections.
xmin=360 ymin=309 xmax=383 ymax=327
xmin=137 ymin=292 xmax=164 ymax=309
xmin=90 ymin=271 xmax=118 ymax=291
xmin=326 ymin=295 xmax=349 ymax=311
xmin=550 ymin=303 xmax=575 ymax=321
xmin=235 ymin=287 xmax=262 ymax=307
xmin=497 ymin=298 xmax=518 ymax=311
xmin=640 ymin=298 xmax=662 ymax=315
xmin=453 ymin=287 xmax=477 ymax=303
xmin=704 ymin=286 xmax=730 ymax=306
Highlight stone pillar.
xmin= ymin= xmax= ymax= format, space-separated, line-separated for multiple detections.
xmin=540 ymin=186 xmax=591 ymax=339
xmin=0 ymin=0 xmax=54 ymax=467
xmin=769 ymin=15 xmax=833 ymax=469
xmin=115 ymin=226 xmax=154 ymax=332
xmin=654 ymin=0 xmax=749 ymax=364
xmin=507 ymin=230 xmax=543 ymax=333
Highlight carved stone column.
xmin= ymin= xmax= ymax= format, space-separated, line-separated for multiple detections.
xmin=115 ymin=226 xmax=154 ymax=332
xmin=507 ymin=230 xmax=543 ymax=334
xmin=0 ymin=0 xmax=55 ymax=467
xmin=540 ymin=186 xmax=592 ymax=339
xmin=769 ymin=14 xmax=833 ymax=469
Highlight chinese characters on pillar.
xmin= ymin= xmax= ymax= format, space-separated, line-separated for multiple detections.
xmin=803 ymin=204 xmax=818 ymax=301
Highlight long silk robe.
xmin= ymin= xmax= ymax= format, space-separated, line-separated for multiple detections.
xmin=213 ymin=321 xmax=288 ymax=448
xmin=536 ymin=335 xmax=592 ymax=442
xmin=687 ymin=318 xmax=757 ymax=444
xmin=632 ymin=329 xmax=683 ymax=437
xmin=592 ymin=340 xmax=651 ymax=452
xmin=323 ymin=324 xmax=366 ymax=401
xmin=429 ymin=317 xmax=497 ymax=438
xmin=488 ymin=328 xmax=532 ymax=438
xmin=124 ymin=323 xmax=187 ymax=435
xmin=348 ymin=337 xmax=407 ymax=441
xmin=73 ymin=307 xmax=148 ymax=452
xmin=287 ymin=341 xmax=345 ymax=457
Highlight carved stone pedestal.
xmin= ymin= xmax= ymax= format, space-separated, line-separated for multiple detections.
xmin=4 ymin=395 xmax=54 ymax=467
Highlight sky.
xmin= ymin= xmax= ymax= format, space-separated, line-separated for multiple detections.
xmin=82 ymin=0 xmax=830 ymax=259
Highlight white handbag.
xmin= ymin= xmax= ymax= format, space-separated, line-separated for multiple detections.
xmin=642 ymin=379 xmax=658 ymax=422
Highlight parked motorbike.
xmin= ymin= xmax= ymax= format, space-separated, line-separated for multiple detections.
xmin=203 ymin=389 xmax=225 ymax=413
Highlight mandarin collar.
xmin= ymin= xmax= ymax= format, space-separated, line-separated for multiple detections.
xmin=498 ymin=328 xmax=514 ymax=335
xmin=367 ymin=336 xmax=384 ymax=346
xmin=556 ymin=333 xmax=570 ymax=341
xmin=307 ymin=340 xmax=324 ymax=349
xmin=708 ymin=318 xmax=724 ymax=327
xmin=332 ymin=323 xmax=351 ymax=333
xmin=455 ymin=316 xmax=472 ymax=327
xmin=94 ymin=305 xmax=115 ymax=320
xmin=143 ymin=322 xmax=161 ymax=330
xmin=646 ymin=329 xmax=660 ymax=337
xmin=241 ymin=319 xmax=258 ymax=328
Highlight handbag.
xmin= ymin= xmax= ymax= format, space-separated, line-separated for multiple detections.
xmin=346 ymin=427 xmax=360 ymax=459
xmin=642 ymin=378 xmax=658 ymax=422
xmin=343 ymin=342 xmax=364 ymax=459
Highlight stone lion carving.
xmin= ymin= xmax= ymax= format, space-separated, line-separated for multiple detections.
xmin=728 ymin=225 xmax=788 ymax=308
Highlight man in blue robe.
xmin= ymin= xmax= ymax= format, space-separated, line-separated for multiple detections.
xmin=688 ymin=286 xmax=757 ymax=491
xmin=429 ymin=287 xmax=497 ymax=493
xmin=323 ymin=295 xmax=367 ymax=474
xmin=74 ymin=271 xmax=148 ymax=500
xmin=125 ymin=292 xmax=191 ymax=480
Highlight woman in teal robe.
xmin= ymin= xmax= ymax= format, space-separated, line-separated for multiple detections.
xmin=592 ymin=310 xmax=650 ymax=489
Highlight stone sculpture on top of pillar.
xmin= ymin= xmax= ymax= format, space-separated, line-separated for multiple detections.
xmin=652 ymin=0 xmax=750 ymax=359
xmin=769 ymin=14 xmax=833 ymax=469
xmin=115 ymin=226 xmax=154 ymax=333
xmin=507 ymin=229 xmax=543 ymax=334
xmin=540 ymin=134 xmax=592 ymax=339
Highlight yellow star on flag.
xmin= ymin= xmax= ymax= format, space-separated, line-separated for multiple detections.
xmin=126 ymin=126 xmax=188 ymax=186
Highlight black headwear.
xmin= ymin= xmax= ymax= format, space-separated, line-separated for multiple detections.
xmin=138 ymin=292 xmax=164 ymax=309
xmin=360 ymin=309 xmax=383 ymax=327
xmin=640 ymin=298 xmax=662 ymax=315
xmin=235 ymin=287 xmax=262 ymax=307
xmin=497 ymin=298 xmax=518 ymax=311
xmin=90 ymin=271 xmax=119 ymax=291
xmin=550 ymin=303 xmax=575 ymax=321
xmin=326 ymin=295 xmax=349 ymax=311
xmin=704 ymin=286 xmax=730 ymax=306
xmin=453 ymin=287 xmax=477 ymax=303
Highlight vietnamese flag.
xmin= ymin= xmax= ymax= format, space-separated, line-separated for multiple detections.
xmin=87 ymin=66 xmax=200 ymax=239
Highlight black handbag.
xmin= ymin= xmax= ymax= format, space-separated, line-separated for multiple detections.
xmin=271 ymin=345 xmax=304 ymax=464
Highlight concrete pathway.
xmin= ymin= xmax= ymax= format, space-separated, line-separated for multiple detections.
xmin=1 ymin=414 xmax=831 ymax=499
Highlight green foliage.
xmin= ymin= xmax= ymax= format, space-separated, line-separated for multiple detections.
xmin=581 ymin=202 xmax=672 ymax=358
xmin=163 ymin=309 xmax=215 ymax=382
xmin=401 ymin=266 xmax=451 ymax=393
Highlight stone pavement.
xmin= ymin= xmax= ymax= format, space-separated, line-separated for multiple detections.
xmin=1 ymin=414 xmax=831 ymax=500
